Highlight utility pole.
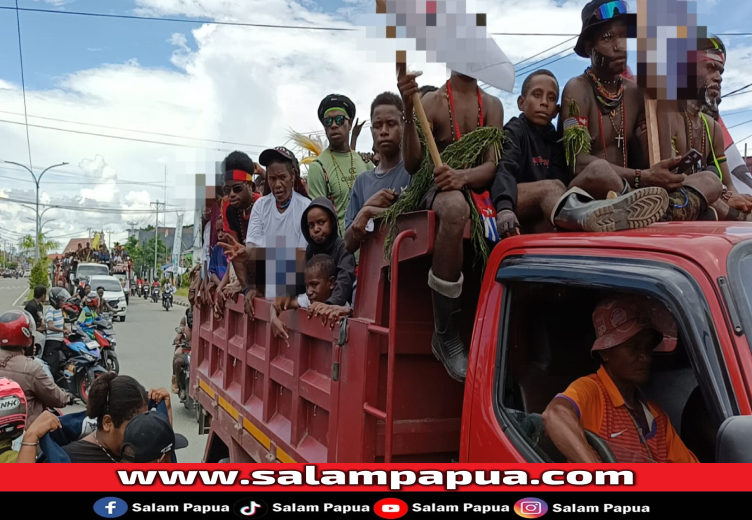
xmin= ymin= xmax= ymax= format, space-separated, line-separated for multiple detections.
xmin=4 ymin=161 xmax=67 ymax=262
xmin=127 ymin=221 xmax=138 ymax=240
xmin=150 ymin=201 xmax=165 ymax=279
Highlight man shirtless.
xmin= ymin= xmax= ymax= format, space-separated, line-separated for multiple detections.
xmin=559 ymin=0 xmax=722 ymax=224
xmin=658 ymin=36 xmax=752 ymax=221
xmin=397 ymin=69 xmax=503 ymax=382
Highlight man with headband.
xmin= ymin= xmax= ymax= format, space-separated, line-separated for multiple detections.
xmin=557 ymin=0 xmax=722 ymax=226
xmin=656 ymin=35 xmax=751 ymax=221
xmin=307 ymin=94 xmax=374 ymax=240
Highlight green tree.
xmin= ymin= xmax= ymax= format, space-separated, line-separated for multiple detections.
xmin=29 ymin=258 xmax=50 ymax=292
xmin=19 ymin=233 xmax=59 ymax=258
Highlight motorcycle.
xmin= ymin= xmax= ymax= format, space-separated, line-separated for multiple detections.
xmin=151 ymin=286 xmax=160 ymax=303
xmin=57 ymin=325 xmax=107 ymax=404
xmin=80 ymin=321 xmax=119 ymax=374
xmin=163 ymin=291 xmax=173 ymax=311
xmin=175 ymin=327 xmax=193 ymax=410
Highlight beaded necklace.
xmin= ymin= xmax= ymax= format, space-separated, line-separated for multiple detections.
xmin=685 ymin=108 xmax=706 ymax=174
xmin=446 ymin=79 xmax=483 ymax=141
xmin=276 ymin=197 xmax=292 ymax=211
xmin=328 ymin=149 xmax=356 ymax=190
xmin=587 ymin=68 xmax=628 ymax=168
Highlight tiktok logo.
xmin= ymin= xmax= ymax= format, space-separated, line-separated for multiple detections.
xmin=234 ymin=499 xmax=268 ymax=518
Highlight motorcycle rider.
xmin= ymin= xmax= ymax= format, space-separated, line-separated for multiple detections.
xmin=0 ymin=310 xmax=71 ymax=426
xmin=171 ymin=309 xmax=192 ymax=394
xmin=95 ymin=286 xmax=116 ymax=315
xmin=44 ymin=288 xmax=70 ymax=383
xmin=163 ymin=280 xmax=175 ymax=308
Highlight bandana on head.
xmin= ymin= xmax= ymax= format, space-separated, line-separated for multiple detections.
xmin=699 ymin=51 xmax=725 ymax=66
xmin=323 ymin=108 xmax=348 ymax=118
xmin=225 ymin=170 xmax=253 ymax=183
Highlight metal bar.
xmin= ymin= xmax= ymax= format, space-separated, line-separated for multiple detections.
xmin=384 ymin=228 xmax=416 ymax=463
xmin=367 ymin=324 xmax=389 ymax=336
xmin=363 ymin=403 xmax=387 ymax=420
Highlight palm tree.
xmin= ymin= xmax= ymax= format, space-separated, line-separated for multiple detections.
xmin=20 ymin=233 xmax=60 ymax=258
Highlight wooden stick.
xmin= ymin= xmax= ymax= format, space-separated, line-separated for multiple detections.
xmin=396 ymin=54 xmax=443 ymax=167
xmin=645 ymin=97 xmax=660 ymax=165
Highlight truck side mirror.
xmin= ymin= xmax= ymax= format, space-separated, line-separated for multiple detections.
xmin=716 ymin=416 xmax=752 ymax=462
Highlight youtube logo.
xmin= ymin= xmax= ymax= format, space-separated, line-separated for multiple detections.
xmin=374 ymin=498 xmax=408 ymax=519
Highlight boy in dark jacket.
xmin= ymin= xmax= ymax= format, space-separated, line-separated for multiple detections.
xmin=491 ymin=70 xmax=571 ymax=237
xmin=300 ymin=197 xmax=355 ymax=307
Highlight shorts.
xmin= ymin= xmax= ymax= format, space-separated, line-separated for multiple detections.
xmin=420 ymin=185 xmax=440 ymax=210
xmin=659 ymin=186 xmax=707 ymax=222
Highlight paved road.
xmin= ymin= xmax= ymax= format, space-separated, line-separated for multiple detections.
xmin=0 ymin=278 xmax=207 ymax=463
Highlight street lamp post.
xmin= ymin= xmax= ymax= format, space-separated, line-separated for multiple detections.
xmin=5 ymin=161 xmax=68 ymax=262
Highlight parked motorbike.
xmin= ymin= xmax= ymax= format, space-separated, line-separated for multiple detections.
xmin=175 ymin=326 xmax=193 ymax=410
xmin=152 ymin=286 xmax=160 ymax=303
xmin=163 ymin=291 xmax=173 ymax=311
xmin=57 ymin=325 xmax=108 ymax=404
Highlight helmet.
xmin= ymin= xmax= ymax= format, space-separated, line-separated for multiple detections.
xmin=0 ymin=378 xmax=26 ymax=441
xmin=50 ymin=287 xmax=71 ymax=309
xmin=0 ymin=310 xmax=35 ymax=348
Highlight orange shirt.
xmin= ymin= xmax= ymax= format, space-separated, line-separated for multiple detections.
xmin=556 ymin=366 xmax=699 ymax=463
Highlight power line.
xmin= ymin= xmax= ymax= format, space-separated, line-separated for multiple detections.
xmin=2 ymin=7 xmax=752 ymax=38
xmin=0 ymin=163 xmax=166 ymax=185
xmin=0 ymin=109 xmax=266 ymax=149
xmin=13 ymin=0 xmax=32 ymax=172
xmin=0 ymin=173 xmax=168 ymax=188
xmin=725 ymin=83 xmax=752 ymax=98
xmin=0 ymin=118 xmax=258 ymax=152
xmin=726 ymin=118 xmax=752 ymax=130
xmin=0 ymin=6 xmax=356 ymax=31
xmin=516 ymin=49 xmax=575 ymax=76
xmin=513 ymin=36 xmax=577 ymax=67
xmin=0 ymin=195 xmax=163 ymax=214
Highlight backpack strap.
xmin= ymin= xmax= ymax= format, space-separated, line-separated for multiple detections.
xmin=701 ymin=114 xmax=722 ymax=181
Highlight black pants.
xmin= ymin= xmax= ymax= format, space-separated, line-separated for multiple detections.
xmin=43 ymin=340 xmax=64 ymax=381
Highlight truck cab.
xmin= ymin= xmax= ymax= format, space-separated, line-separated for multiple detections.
xmin=191 ymin=213 xmax=752 ymax=464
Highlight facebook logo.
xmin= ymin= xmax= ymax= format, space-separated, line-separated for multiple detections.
xmin=93 ymin=497 xmax=129 ymax=518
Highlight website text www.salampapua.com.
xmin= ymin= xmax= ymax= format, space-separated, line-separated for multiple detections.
xmin=117 ymin=467 xmax=635 ymax=490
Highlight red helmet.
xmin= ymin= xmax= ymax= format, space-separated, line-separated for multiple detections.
xmin=0 ymin=310 xmax=35 ymax=349
xmin=0 ymin=377 xmax=27 ymax=441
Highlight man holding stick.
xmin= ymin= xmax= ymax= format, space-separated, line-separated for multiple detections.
xmin=559 ymin=0 xmax=722 ymax=224
xmin=397 ymin=69 xmax=503 ymax=382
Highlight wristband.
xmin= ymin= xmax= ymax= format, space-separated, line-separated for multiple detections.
xmin=634 ymin=169 xmax=641 ymax=189
xmin=21 ymin=442 xmax=38 ymax=447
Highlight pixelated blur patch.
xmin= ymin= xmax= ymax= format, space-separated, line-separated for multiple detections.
xmin=426 ymin=13 xmax=437 ymax=27
xmin=386 ymin=25 xmax=396 ymax=38
xmin=476 ymin=13 xmax=486 ymax=27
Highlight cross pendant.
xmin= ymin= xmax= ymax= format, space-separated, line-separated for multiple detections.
xmin=615 ymin=134 xmax=624 ymax=149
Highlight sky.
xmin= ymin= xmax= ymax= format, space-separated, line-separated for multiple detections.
xmin=0 ymin=0 xmax=751 ymax=254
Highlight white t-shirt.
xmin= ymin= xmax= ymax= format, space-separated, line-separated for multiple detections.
xmin=201 ymin=223 xmax=211 ymax=280
xmin=297 ymin=293 xmax=351 ymax=309
xmin=246 ymin=192 xmax=311 ymax=299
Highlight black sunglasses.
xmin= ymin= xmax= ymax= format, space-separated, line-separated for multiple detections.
xmin=223 ymin=184 xmax=248 ymax=195
xmin=323 ymin=115 xmax=348 ymax=128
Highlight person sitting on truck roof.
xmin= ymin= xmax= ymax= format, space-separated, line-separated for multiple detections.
xmin=345 ymin=92 xmax=412 ymax=256
xmin=300 ymin=197 xmax=355 ymax=307
xmin=542 ymin=297 xmax=699 ymax=463
xmin=271 ymin=255 xmax=351 ymax=343
xmin=490 ymin=70 xmax=571 ymax=238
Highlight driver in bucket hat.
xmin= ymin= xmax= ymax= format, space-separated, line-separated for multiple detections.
xmin=542 ymin=297 xmax=698 ymax=463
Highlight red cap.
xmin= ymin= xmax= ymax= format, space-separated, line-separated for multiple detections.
xmin=591 ymin=298 xmax=662 ymax=353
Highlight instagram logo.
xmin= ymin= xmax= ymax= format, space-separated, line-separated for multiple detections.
xmin=514 ymin=498 xmax=548 ymax=518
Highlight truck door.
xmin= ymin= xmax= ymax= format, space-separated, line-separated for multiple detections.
xmin=468 ymin=253 xmax=741 ymax=463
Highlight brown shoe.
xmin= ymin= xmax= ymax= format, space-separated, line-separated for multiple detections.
xmin=171 ymin=375 xmax=179 ymax=394
xmin=552 ymin=187 xmax=669 ymax=232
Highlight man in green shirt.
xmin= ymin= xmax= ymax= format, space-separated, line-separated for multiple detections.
xmin=307 ymin=94 xmax=374 ymax=239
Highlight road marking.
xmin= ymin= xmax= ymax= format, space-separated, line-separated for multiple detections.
xmin=13 ymin=288 xmax=29 ymax=307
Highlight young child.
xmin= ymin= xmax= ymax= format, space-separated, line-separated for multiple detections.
xmin=300 ymin=198 xmax=355 ymax=307
xmin=271 ymin=255 xmax=350 ymax=342
xmin=490 ymin=69 xmax=571 ymax=237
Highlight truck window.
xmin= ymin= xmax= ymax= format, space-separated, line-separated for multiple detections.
xmin=495 ymin=282 xmax=716 ymax=463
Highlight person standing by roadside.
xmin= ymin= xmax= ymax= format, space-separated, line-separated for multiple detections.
xmin=24 ymin=286 xmax=47 ymax=356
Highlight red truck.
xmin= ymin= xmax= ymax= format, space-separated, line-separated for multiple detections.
xmin=191 ymin=212 xmax=752 ymax=464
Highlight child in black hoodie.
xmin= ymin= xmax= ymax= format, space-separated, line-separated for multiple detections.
xmin=272 ymin=198 xmax=355 ymax=324
xmin=490 ymin=70 xmax=571 ymax=238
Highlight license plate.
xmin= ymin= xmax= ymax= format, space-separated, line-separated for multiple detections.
xmin=86 ymin=341 xmax=99 ymax=350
